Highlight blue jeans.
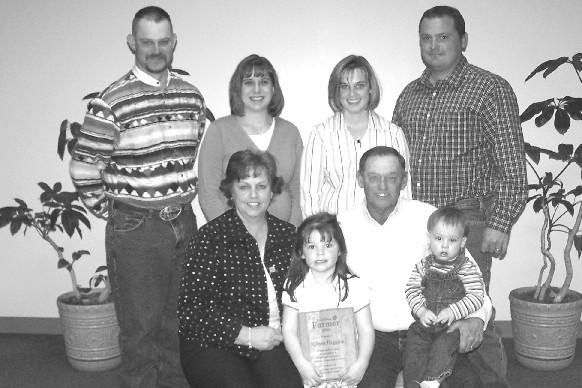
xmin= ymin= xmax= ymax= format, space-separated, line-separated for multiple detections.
xmin=458 ymin=205 xmax=510 ymax=388
xmin=106 ymin=202 xmax=196 ymax=388
xmin=359 ymin=330 xmax=481 ymax=388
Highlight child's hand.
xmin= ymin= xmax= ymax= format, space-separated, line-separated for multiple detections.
xmin=296 ymin=358 xmax=321 ymax=387
xmin=436 ymin=307 xmax=456 ymax=326
xmin=339 ymin=359 xmax=367 ymax=386
xmin=417 ymin=306 xmax=437 ymax=327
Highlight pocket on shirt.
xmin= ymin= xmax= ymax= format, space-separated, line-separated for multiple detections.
xmin=437 ymin=111 xmax=482 ymax=160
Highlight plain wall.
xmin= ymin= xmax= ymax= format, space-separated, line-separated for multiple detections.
xmin=1 ymin=0 xmax=581 ymax=321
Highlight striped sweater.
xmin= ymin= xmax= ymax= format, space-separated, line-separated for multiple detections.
xmin=70 ymin=67 xmax=206 ymax=219
xmin=405 ymin=254 xmax=485 ymax=320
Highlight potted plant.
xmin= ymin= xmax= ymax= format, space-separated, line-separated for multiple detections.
xmin=0 ymin=119 xmax=121 ymax=372
xmin=509 ymin=53 xmax=582 ymax=371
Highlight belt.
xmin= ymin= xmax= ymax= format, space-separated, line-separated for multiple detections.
xmin=384 ymin=330 xmax=408 ymax=339
xmin=111 ymin=201 xmax=186 ymax=221
xmin=454 ymin=195 xmax=493 ymax=211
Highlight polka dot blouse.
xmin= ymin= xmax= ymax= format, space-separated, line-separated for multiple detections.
xmin=178 ymin=208 xmax=296 ymax=359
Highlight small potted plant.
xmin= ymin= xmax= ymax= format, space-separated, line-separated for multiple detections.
xmin=509 ymin=53 xmax=582 ymax=371
xmin=0 ymin=118 xmax=121 ymax=372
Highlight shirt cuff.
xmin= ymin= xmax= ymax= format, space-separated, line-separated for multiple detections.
xmin=466 ymin=294 xmax=492 ymax=331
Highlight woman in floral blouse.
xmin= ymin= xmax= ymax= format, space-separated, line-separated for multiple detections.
xmin=178 ymin=149 xmax=302 ymax=387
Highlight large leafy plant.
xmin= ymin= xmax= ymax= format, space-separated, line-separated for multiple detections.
xmin=0 ymin=182 xmax=110 ymax=304
xmin=520 ymin=53 xmax=582 ymax=303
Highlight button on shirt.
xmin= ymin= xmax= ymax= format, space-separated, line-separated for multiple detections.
xmin=339 ymin=198 xmax=491 ymax=332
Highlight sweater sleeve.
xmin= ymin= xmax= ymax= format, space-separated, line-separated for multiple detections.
xmin=197 ymin=122 xmax=229 ymax=222
xmin=69 ymin=98 xmax=118 ymax=219
xmin=288 ymin=127 xmax=304 ymax=227
xmin=405 ymin=258 xmax=427 ymax=316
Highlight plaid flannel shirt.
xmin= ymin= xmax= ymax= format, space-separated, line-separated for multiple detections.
xmin=392 ymin=56 xmax=526 ymax=233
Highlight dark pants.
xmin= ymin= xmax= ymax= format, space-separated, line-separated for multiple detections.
xmin=106 ymin=202 xmax=196 ymax=388
xmin=180 ymin=339 xmax=303 ymax=388
xmin=458 ymin=203 xmax=510 ymax=388
xmin=358 ymin=330 xmax=481 ymax=388
xmin=404 ymin=324 xmax=460 ymax=387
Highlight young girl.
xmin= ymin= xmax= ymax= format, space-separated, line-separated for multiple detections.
xmin=282 ymin=212 xmax=374 ymax=388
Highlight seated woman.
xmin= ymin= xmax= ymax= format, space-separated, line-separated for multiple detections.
xmin=198 ymin=54 xmax=303 ymax=226
xmin=301 ymin=54 xmax=412 ymax=219
xmin=178 ymin=149 xmax=302 ymax=388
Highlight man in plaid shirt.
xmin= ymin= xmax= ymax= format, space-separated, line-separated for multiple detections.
xmin=392 ymin=5 xmax=526 ymax=388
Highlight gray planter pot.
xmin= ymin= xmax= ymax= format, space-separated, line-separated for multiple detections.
xmin=57 ymin=291 xmax=121 ymax=372
xmin=509 ymin=286 xmax=582 ymax=371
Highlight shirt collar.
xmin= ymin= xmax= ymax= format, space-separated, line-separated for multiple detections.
xmin=131 ymin=65 xmax=171 ymax=88
xmin=419 ymin=55 xmax=468 ymax=88
xmin=361 ymin=196 xmax=404 ymax=225
xmin=336 ymin=111 xmax=381 ymax=133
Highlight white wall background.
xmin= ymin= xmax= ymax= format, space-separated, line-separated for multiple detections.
xmin=1 ymin=0 xmax=581 ymax=321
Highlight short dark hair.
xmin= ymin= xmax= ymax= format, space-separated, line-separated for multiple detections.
xmin=359 ymin=146 xmax=406 ymax=174
xmin=229 ymin=54 xmax=285 ymax=117
xmin=427 ymin=206 xmax=469 ymax=236
xmin=132 ymin=6 xmax=172 ymax=35
xmin=328 ymin=55 xmax=381 ymax=113
xmin=219 ymin=150 xmax=284 ymax=207
xmin=420 ymin=5 xmax=465 ymax=37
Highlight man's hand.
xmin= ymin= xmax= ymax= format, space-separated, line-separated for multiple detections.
xmin=448 ymin=317 xmax=484 ymax=353
xmin=481 ymin=227 xmax=509 ymax=259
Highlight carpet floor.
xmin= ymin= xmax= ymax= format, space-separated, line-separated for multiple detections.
xmin=0 ymin=334 xmax=580 ymax=388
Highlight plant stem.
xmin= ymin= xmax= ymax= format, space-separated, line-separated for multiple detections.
xmin=556 ymin=205 xmax=582 ymax=302
xmin=31 ymin=221 xmax=80 ymax=300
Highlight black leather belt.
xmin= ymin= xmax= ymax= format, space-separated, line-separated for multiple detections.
xmin=112 ymin=201 xmax=186 ymax=221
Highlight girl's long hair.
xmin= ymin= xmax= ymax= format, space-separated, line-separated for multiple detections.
xmin=285 ymin=212 xmax=354 ymax=305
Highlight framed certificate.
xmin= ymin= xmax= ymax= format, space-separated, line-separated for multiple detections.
xmin=298 ymin=307 xmax=357 ymax=381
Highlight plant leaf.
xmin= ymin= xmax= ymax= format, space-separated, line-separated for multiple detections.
xmin=566 ymin=185 xmax=582 ymax=196
xmin=171 ymin=68 xmax=190 ymax=76
xmin=535 ymin=105 xmax=555 ymax=127
xmin=520 ymin=99 xmax=552 ymax=123
xmin=72 ymin=250 xmax=90 ymax=261
xmin=524 ymin=143 xmax=541 ymax=164
xmin=532 ymin=196 xmax=545 ymax=213
xmin=61 ymin=210 xmax=77 ymax=237
xmin=82 ymin=92 xmax=99 ymax=100
xmin=57 ymin=259 xmax=70 ymax=269
xmin=95 ymin=265 xmax=107 ymax=273
xmin=525 ymin=59 xmax=555 ymax=82
xmin=542 ymin=56 xmax=569 ymax=78
xmin=58 ymin=120 xmax=68 ymax=160
xmin=557 ymin=143 xmax=574 ymax=160
xmin=554 ymin=108 xmax=570 ymax=134
xmin=572 ymin=53 xmax=582 ymax=72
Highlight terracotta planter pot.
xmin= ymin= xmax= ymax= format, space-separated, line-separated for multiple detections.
xmin=57 ymin=292 xmax=121 ymax=372
xmin=509 ymin=286 xmax=582 ymax=371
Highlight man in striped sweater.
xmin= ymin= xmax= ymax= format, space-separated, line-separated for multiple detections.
xmin=70 ymin=6 xmax=205 ymax=387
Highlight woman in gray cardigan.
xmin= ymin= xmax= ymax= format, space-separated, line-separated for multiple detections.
xmin=197 ymin=54 xmax=303 ymax=226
